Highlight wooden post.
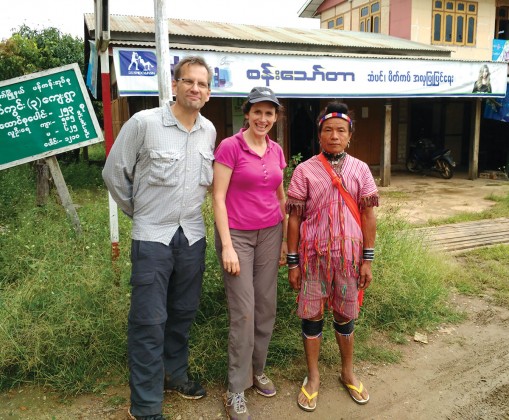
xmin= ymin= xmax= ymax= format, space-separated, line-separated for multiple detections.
xmin=380 ymin=102 xmax=392 ymax=187
xmin=45 ymin=156 xmax=82 ymax=235
xmin=35 ymin=159 xmax=50 ymax=206
xmin=468 ymin=99 xmax=481 ymax=180
xmin=277 ymin=117 xmax=284 ymax=149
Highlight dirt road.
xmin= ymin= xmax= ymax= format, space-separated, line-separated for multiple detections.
xmin=160 ymin=292 xmax=509 ymax=420
xmin=1 ymin=172 xmax=508 ymax=419
xmin=2 ymin=293 xmax=507 ymax=419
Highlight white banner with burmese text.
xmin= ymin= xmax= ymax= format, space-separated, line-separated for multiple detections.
xmin=113 ymin=47 xmax=508 ymax=99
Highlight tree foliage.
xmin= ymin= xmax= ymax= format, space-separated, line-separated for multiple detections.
xmin=0 ymin=24 xmax=84 ymax=82
xmin=0 ymin=24 xmax=103 ymax=133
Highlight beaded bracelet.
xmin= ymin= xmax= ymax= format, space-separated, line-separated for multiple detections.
xmin=288 ymin=265 xmax=300 ymax=270
xmin=363 ymin=248 xmax=375 ymax=261
xmin=287 ymin=253 xmax=299 ymax=265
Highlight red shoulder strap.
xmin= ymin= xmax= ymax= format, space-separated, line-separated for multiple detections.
xmin=317 ymin=153 xmax=361 ymax=227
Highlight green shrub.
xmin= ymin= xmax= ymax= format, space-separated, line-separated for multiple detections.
xmin=363 ymin=214 xmax=461 ymax=334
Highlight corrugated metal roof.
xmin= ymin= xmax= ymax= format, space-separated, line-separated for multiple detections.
xmin=84 ymin=13 xmax=451 ymax=57
xmin=108 ymin=40 xmax=480 ymax=62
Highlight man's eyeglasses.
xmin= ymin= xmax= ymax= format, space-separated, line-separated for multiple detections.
xmin=176 ymin=78 xmax=210 ymax=90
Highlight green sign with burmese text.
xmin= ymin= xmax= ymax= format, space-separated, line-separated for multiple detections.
xmin=0 ymin=63 xmax=103 ymax=170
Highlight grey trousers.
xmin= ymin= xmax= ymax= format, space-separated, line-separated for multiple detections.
xmin=215 ymin=223 xmax=283 ymax=393
xmin=128 ymin=229 xmax=206 ymax=416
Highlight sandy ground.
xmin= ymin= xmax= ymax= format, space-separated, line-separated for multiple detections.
xmin=377 ymin=170 xmax=509 ymax=224
xmin=1 ymin=171 xmax=508 ymax=420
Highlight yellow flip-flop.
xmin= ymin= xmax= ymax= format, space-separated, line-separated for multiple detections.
xmin=297 ymin=377 xmax=318 ymax=412
xmin=340 ymin=376 xmax=369 ymax=405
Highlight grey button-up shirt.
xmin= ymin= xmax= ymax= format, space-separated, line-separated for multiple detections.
xmin=102 ymin=103 xmax=216 ymax=245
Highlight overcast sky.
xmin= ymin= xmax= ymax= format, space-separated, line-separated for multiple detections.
xmin=0 ymin=0 xmax=319 ymax=40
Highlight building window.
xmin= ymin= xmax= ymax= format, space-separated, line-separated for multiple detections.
xmin=432 ymin=1 xmax=477 ymax=46
xmin=496 ymin=6 xmax=509 ymax=40
xmin=327 ymin=15 xmax=345 ymax=30
xmin=336 ymin=16 xmax=344 ymax=30
xmin=359 ymin=1 xmax=381 ymax=33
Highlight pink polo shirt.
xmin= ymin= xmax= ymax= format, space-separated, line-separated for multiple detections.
xmin=214 ymin=128 xmax=287 ymax=230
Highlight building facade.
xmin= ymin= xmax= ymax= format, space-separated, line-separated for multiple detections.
xmin=85 ymin=9 xmax=508 ymax=182
xmin=299 ymin=0 xmax=509 ymax=172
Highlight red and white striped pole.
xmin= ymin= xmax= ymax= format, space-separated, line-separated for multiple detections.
xmin=95 ymin=0 xmax=118 ymax=261
xmin=100 ymin=50 xmax=120 ymax=261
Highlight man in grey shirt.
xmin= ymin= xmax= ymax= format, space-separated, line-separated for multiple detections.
xmin=102 ymin=56 xmax=216 ymax=420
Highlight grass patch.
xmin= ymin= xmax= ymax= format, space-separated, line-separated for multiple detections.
xmin=454 ymin=245 xmax=509 ymax=308
xmin=363 ymin=215 xmax=463 ymax=334
xmin=107 ymin=395 xmax=127 ymax=407
xmin=0 ymin=180 xmax=131 ymax=393
xmin=380 ymin=190 xmax=410 ymax=200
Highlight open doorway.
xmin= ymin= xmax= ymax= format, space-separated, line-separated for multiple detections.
xmin=288 ymin=99 xmax=320 ymax=161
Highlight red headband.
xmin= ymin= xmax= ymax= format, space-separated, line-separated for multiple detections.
xmin=319 ymin=112 xmax=352 ymax=127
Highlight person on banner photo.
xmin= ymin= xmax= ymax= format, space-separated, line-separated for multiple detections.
xmin=213 ymin=87 xmax=287 ymax=420
xmin=128 ymin=51 xmax=140 ymax=71
xmin=484 ymin=83 xmax=509 ymax=123
xmin=102 ymin=56 xmax=216 ymax=420
xmin=286 ymin=101 xmax=378 ymax=412
xmin=472 ymin=64 xmax=492 ymax=93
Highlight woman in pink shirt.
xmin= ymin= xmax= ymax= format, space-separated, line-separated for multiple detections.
xmin=213 ymin=87 xmax=287 ymax=420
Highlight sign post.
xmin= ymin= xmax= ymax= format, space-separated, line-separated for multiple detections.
xmin=0 ymin=63 xmax=103 ymax=169
xmin=0 ymin=63 xmax=104 ymax=233
xmin=46 ymin=155 xmax=82 ymax=234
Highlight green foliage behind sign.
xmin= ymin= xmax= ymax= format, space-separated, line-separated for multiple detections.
xmin=0 ymin=63 xmax=103 ymax=170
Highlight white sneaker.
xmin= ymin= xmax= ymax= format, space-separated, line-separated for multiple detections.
xmin=224 ymin=391 xmax=251 ymax=420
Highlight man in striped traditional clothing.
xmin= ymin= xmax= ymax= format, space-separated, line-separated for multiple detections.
xmin=286 ymin=101 xmax=378 ymax=412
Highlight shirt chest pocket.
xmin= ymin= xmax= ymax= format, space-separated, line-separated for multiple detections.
xmin=199 ymin=149 xmax=214 ymax=187
xmin=148 ymin=150 xmax=182 ymax=186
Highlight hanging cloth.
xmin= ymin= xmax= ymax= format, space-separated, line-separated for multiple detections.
xmin=317 ymin=153 xmax=365 ymax=307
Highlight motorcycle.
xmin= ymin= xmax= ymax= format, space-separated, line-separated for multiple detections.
xmin=406 ymin=137 xmax=456 ymax=179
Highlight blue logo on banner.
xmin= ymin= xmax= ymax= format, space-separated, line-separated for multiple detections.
xmin=120 ymin=51 xmax=157 ymax=76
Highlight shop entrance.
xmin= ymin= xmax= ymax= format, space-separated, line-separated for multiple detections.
xmin=288 ymin=99 xmax=321 ymax=161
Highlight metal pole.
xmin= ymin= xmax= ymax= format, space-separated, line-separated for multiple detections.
xmin=154 ymin=0 xmax=172 ymax=105
xmin=101 ymin=50 xmax=119 ymax=260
